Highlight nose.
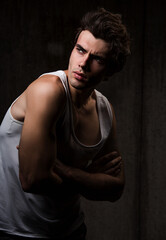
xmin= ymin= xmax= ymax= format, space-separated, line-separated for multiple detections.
xmin=79 ymin=54 xmax=90 ymax=72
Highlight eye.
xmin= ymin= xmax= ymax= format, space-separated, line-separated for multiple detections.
xmin=76 ymin=47 xmax=84 ymax=54
xmin=75 ymin=44 xmax=86 ymax=55
xmin=77 ymin=48 xmax=83 ymax=53
xmin=93 ymin=56 xmax=105 ymax=65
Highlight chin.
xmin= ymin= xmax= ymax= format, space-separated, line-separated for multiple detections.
xmin=71 ymin=83 xmax=85 ymax=90
xmin=70 ymin=78 xmax=86 ymax=89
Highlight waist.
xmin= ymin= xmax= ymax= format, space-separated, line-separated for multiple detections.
xmin=0 ymin=222 xmax=86 ymax=240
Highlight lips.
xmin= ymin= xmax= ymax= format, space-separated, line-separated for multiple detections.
xmin=73 ymin=71 xmax=87 ymax=81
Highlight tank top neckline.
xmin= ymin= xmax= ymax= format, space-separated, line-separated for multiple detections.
xmin=61 ymin=71 xmax=104 ymax=149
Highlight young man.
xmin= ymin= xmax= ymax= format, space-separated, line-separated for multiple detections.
xmin=0 ymin=8 xmax=130 ymax=240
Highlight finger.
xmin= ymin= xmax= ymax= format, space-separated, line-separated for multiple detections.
xmin=109 ymin=156 xmax=122 ymax=167
xmin=114 ymin=168 xmax=121 ymax=176
xmin=16 ymin=145 xmax=19 ymax=150
xmin=51 ymin=171 xmax=63 ymax=184
xmin=50 ymin=165 xmax=63 ymax=184
xmin=108 ymin=167 xmax=121 ymax=177
xmin=86 ymin=153 xmax=121 ymax=173
xmin=100 ymin=156 xmax=122 ymax=172
xmin=93 ymin=151 xmax=119 ymax=166
xmin=104 ymin=162 xmax=122 ymax=174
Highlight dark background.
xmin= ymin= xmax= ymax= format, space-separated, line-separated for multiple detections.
xmin=0 ymin=0 xmax=166 ymax=239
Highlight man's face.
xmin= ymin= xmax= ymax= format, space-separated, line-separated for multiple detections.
xmin=68 ymin=30 xmax=110 ymax=91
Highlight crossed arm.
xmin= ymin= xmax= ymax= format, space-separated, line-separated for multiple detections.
xmin=18 ymin=77 xmax=125 ymax=202
xmin=54 ymin=151 xmax=124 ymax=202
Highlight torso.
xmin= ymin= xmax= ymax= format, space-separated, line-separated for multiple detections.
xmin=10 ymin=77 xmax=100 ymax=147
xmin=72 ymin=97 xmax=101 ymax=146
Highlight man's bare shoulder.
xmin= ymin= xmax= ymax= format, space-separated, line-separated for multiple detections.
xmin=25 ymin=74 xmax=66 ymax=106
xmin=27 ymin=74 xmax=65 ymax=96
xmin=21 ymin=74 xmax=67 ymax=121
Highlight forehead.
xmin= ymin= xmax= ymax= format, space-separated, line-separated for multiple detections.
xmin=76 ymin=30 xmax=110 ymax=57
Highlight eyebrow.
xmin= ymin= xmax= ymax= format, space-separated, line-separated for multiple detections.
xmin=75 ymin=43 xmax=106 ymax=60
xmin=76 ymin=44 xmax=87 ymax=53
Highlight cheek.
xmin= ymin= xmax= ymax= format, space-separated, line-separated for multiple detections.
xmin=89 ymin=70 xmax=105 ymax=82
xmin=89 ymin=66 xmax=107 ymax=84
xmin=68 ymin=49 xmax=75 ymax=63
xmin=92 ymin=63 xmax=107 ymax=76
xmin=68 ymin=52 xmax=78 ymax=70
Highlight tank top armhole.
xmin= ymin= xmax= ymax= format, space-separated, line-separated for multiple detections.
xmin=8 ymin=96 xmax=24 ymax=125
xmin=40 ymin=71 xmax=69 ymax=128
xmin=95 ymin=90 xmax=113 ymax=140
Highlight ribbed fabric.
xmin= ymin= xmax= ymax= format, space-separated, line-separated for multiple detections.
xmin=0 ymin=70 xmax=112 ymax=239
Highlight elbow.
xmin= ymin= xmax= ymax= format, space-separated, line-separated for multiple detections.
xmin=19 ymin=169 xmax=57 ymax=194
xmin=19 ymin=169 xmax=47 ymax=193
xmin=109 ymin=180 xmax=125 ymax=202
xmin=109 ymin=189 xmax=124 ymax=202
xmin=19 ymin=171 xmax=35 ymax=193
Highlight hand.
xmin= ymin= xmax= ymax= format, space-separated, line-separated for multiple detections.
xmin=86 ymin=151 xmax=122 ymax=176
xmin=51 ymin=159 xmax=72 ymax=179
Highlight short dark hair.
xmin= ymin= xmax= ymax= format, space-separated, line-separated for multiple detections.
xmin=75 ymin=8 xmax=130 ymax=76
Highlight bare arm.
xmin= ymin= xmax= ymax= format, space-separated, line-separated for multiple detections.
xmin=54 ymin=105 xmax=125 ymax=202
xmin=19 ymin=85 xmax=124 ymax=202
xmin=18 ymin=76 xmax=66 ymax=194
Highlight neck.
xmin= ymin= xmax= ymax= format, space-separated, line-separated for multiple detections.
xmin=65 ymin=70 xmax=95 ymax=108
xmin=71 ymin=86 xmax=95 ymax=109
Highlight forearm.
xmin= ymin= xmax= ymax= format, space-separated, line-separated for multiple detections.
xmin=56 ymin=165 xmax=125 ymax=201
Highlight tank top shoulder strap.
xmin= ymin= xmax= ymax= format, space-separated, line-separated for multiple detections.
xmin=95 ymin=89 xmax=113 ymax=139
xmin=39 ymin=70 xmax=69 ymax=95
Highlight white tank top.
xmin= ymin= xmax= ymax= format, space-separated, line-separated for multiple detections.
xmin=41 ymin=71 xmax=113 ymax=168
xmin=0 ymin=70 xmax=112 ymax=238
